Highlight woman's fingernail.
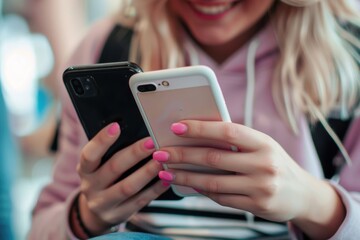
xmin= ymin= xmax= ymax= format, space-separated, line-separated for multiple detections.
xmin=162 ymin=181 xmax=171 ymax=187
xmin=153 ymin=151 xmax=169 ymax=162
xmin=153 ymin=151 xmax=170 ymax=162
xmin=171 ymin=123 xmax=188 ymax=135
xmin=158 ymin=171 xmax=174 ymax=182
xmin=144 ymin=139 xmax=155 ymax=150
xmin=108 ymin=123 xmax=120 ymax=136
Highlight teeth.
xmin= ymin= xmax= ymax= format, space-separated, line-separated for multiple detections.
xmin=193 ymin=3 xmax=233 ymax=15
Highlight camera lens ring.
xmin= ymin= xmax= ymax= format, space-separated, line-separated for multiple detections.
xmin=71 ymin=78 xmax=85 ymax=95
xmin=137 ymin=84 xmax=157 ymax=92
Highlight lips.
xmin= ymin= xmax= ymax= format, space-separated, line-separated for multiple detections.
xmin=187 ymin=1 xmax=243 ymax=16
xmin=193 ymin=3 xmax=233 ymax=15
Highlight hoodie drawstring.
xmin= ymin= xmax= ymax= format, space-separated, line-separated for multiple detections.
xmin=244 ymin=38 xmax=260 ymax=128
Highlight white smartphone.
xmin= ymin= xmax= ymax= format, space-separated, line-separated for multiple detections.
xmin=129 ymin=65 xmax=236 ymax=197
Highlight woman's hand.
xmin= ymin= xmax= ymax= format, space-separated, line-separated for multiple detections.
xmin=153 ymin=120 xmax=345 ymax=239
xmin=73 ymin=122 xmax=169 ymax=236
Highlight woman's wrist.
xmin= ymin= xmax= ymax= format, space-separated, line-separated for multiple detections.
xmin=292 ymin=176 xmax=346 ymax=239
xmin=70 ymin=194 xmax=92 ymax=239
xmin=70 ymin=194 xmax=113 ymax=239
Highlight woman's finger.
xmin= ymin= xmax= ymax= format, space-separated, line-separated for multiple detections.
xmin=154 ymin=147 xmax=259 ymax=174
xmin=171 ymin=121 xmax=271 ymax=152
xmin=158 ymin=170 xmax=257 ymax=196
xmin=101 ymin=159 xmax=164 ymax=207
xmin=83 ymin=178 xmax=169 ymax=225
xmin=110 ymin=181 xmax=170 ymax=223
xmin=93 ymin=137 xmax=156 ymax=189
xmin=202 ymin=192 xmax=256 ymax=214
xmin=79 ymin=123 xmax=120 ymax=174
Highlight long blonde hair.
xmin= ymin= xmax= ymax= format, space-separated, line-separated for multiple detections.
xmin=117 ymin=0 xmax=360 ymax=133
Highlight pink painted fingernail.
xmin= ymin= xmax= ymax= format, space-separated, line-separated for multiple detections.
xmin=158 ymin=171 xmax=174 ymax=182
xmin=153 ymin=151 xmax=169 ymax=162
xmin=162 ymin=181 xmax=171 ymax=187
xmin=144 ymin=139 xmax=155 ymax=150
xmin=171 ymin=123 xmax=188 ymax=135
xmin=107 ymin=123 xmax=120 ymax=136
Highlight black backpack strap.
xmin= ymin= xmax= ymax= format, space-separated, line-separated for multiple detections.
xmin=311 ymin=118 xmax=352 ymax=179
xmin=98 ymin=25 xmax=133 ymax=63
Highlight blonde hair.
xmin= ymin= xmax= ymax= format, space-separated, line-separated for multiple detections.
xmin=273 ymin=0 xmax=360 ymax=133
xmin=117 ymin=0 xmax=360 ymax=133
xmin=117 ymin=0 xmax=184 ymax=70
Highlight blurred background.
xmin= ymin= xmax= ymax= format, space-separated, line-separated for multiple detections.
xmin=0 ymin=0 xmax=120 ymax=239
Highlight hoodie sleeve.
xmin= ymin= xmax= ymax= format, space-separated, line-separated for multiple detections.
xmin=327 ymin=183 xmax=360 ymax=240
xmin=326 ymin=115 xmax=360 ymax=239
xmin=28 ymin=18 xmax=117 ymax=240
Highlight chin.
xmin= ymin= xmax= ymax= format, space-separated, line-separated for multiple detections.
xmin=192 ymin=31 xmax=234 ymax=47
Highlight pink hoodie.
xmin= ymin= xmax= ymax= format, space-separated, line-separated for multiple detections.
xmin=29 ymin=17 xmax=360 ymax=240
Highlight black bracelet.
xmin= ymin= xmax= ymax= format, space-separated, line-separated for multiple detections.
xmin=74 ymin=194 xmax=94 ymax=238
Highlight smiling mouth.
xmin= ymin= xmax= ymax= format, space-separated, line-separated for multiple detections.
xmin=188 ymin=1 xmax=243 ymax=16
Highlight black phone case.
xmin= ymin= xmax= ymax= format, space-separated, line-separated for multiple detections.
xmin=63 ymin=61 xmax=181 ymax=200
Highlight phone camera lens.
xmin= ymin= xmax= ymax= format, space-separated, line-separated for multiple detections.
xmin=71 ymin=78 xmax=85 ymax=95
xmin=138 ymin=84 xmax=156 ymax=92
